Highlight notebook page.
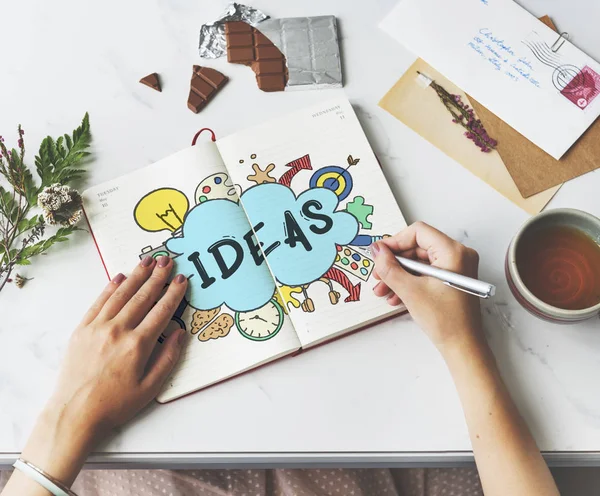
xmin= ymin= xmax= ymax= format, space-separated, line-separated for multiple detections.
xmin=217 ymin=97 xmax=407 ymax=348
xmin=82 ymin=144 xmax=300 ymax=402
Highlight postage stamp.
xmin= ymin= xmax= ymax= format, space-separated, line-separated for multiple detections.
xmin=560 ymin=65 xmax=600 ymax=109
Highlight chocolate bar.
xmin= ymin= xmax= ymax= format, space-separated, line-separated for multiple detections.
xmin=139 ymin=73 xmax=161 ymax=92
xmin=188 ymin=66 xmax=228 ymax=113
xmin=224 ymin=21 xmax=288 ymax=92
xmin=199 ymin=3 xmax=269 ymax=59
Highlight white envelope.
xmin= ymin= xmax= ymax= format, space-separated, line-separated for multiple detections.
xmin=380 ymin=0 xmax=600 ymax=160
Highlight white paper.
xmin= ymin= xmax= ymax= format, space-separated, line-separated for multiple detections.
xmin=380 ymin=0 xmax=600 ymax=160
xmin=218 ymin=98 xmax=408 ymax=347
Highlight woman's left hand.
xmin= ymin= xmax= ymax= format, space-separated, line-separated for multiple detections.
xmin=2 ymin=256 xmax=187 ymax=494
xmin=50 ymin=255 xmax=187 ymax=435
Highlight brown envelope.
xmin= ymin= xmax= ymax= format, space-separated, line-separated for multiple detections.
xmin=379 ymin=60 xmax=559 ymax=215
xmin=469 ymin=16 xmax=600 ymax=198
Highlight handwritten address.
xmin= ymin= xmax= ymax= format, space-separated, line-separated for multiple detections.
xmin=468 ymin=28 xmax=540 ymax=88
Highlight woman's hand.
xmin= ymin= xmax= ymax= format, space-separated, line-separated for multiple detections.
xmin=371 ymin=221 xmax=483 ymax=352
xmin=50 ymin=255 xmax=187 ymax=434
xmin=372 ymin=222 xmax=559 ymax=496
xmin=2 ymin=256 xmax=187 ymax=494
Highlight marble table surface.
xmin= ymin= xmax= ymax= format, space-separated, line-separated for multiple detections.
xmin=1 ymin=0 xmax=599 ymax=468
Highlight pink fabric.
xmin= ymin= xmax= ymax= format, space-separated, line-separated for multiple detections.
xmin=1 ymin=468 xmax=484 ymax=495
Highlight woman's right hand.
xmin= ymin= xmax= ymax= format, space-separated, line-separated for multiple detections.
xmin=371 ymin=221 xmax=483 ymax=353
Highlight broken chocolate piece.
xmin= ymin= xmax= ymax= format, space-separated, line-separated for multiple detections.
xmin=224 ymin=21 xmax=288 ymax=92
xmin=187 ymin=66 xmax=228 ymax=113
xmin=139 ymin=73 xmax=162 ymax=92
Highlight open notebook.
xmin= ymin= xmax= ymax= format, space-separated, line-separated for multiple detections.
xmin=83 ymin=97 xmax=407 ymax=402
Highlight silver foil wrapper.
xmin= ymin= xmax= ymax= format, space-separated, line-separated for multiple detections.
xmin=199 ymin=2 xmax=269 ymax=59
xmin=257 ymin=16 xmax=343 ymax=90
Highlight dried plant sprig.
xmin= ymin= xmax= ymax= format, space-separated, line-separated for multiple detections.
xmin=418 ymin=71 xmax=498 ymax=153
xmin=0 ymin=113 xmax=91 ymax=293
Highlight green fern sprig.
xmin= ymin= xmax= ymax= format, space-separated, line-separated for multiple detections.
xmin=0 ymin=113 xmax=92 ymax=292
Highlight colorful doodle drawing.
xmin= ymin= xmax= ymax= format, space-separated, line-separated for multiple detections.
xmin=247 ymin=163 xmax=277 ymax=185
xmin=277 ymin=285 xmax=303 ymax=311
xmin=235 ymin=298 xmax=285 ymax=341
xmin=272 ymin=289 xmax=288 ymax=315
xmin=195 ymin=172 xmax=240 ymax=204
xmin=278 ymin=154 xmax=313 ymax=187
xmin=349 ymin=234 xmax=387 ymax=247
xmin=138 ymin=242 xmax=178 ymax=261
xmin=239 ymin=153 xmax=257 ymax=164
xmin=240 ymin=183 xmax=359 ymax=287
xmin=334 ymin=245 xmax=373 ymax=282
xmin=304 ymin=277 xmax=342 ymax=311
xmin=134 ymin=188 xmax=189 ymax=233
xmin=319 ymin=276 xmax=341 ymax=305
xmin=190 ymin=308 xmax=221 ymax=334
xmin=323 ymin=266 xmax=361 ymax=302
xmin=293 ymin=272 xmax=353 ymax=313
xmin=132 ymin=151 xmax=370 ymax=328
xmin=309 ymin=166 xmax=353 ymax=201
xmin=347 ymin=155 xmax=360 ymax=167
xmin=198 ymin=313 xmax=235 ymax=342
xmin=346 ymin=196 xmax=374 ymax=230
xmin=299 ymin=286 xmax=315 ymax=313
xmin=166 ymin=198 xmax=278 ymax=312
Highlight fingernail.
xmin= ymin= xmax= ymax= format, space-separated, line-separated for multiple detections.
xmin=178 ymin=329 xmax=186 ymax=345
xmin=370 ymin=243 xmax=380 ymax=256
xmin=157 ymin=256 xmax=170 ymax=268
xmin=140 ymin=256 xmax=154 ymax=267
xmin=112 ymin=273 xmax=126 ymax=284
xmin=174 ymin=274 xmax=186 ymax=284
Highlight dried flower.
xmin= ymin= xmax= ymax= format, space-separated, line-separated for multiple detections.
xmin=419 ymin=71 xmax=497 ymax=153
xmin=38 ymin=183 xmax=83 ymax=226
xmin=14 ymin=274 xmax=32 ymax=288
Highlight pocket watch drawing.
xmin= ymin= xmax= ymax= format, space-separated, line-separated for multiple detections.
xmin=234 ymin=298 xmax=285 ymax=341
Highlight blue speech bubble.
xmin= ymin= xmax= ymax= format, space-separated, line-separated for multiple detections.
xmin=166 ymin=184 xmax=359 ymax=312
xmin=241 ymin=184 xmax=359 ymax=286
xmin=166 ymin=199 xmax=276 ymax=312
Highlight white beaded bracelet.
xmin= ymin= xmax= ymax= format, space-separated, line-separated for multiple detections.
xmin=13 ymin=458 xmax=78 ymax=496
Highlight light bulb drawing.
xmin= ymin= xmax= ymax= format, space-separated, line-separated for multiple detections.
xmin=133 ymin=188 xmax=189 ymax=233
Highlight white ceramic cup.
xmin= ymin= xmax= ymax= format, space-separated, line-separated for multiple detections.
xmin=505 ymin=208 xmax=600 ymax=323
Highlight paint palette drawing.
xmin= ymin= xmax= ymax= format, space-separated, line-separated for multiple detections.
xmin=334 ymin=245 xmax=374 ymax=281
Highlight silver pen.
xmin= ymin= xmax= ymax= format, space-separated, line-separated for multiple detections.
xmin=393 ymin=255 xmax=495 ymax=299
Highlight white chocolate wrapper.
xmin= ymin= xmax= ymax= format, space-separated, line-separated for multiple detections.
xmin=258 ymin=16 xmax=343 ymax=90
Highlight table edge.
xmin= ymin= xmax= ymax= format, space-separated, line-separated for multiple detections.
xmin=2 ymin=451 xmax=600 ymax=469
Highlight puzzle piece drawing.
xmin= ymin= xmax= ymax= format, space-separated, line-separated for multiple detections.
xmin=346 ymin=196 xmax=373 ymax=230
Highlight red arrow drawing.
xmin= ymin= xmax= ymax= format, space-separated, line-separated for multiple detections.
xmin=323 ymin=266 xmax=361 ymax=302
xmin=278 ymin=154 xmax=312 ymax=187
